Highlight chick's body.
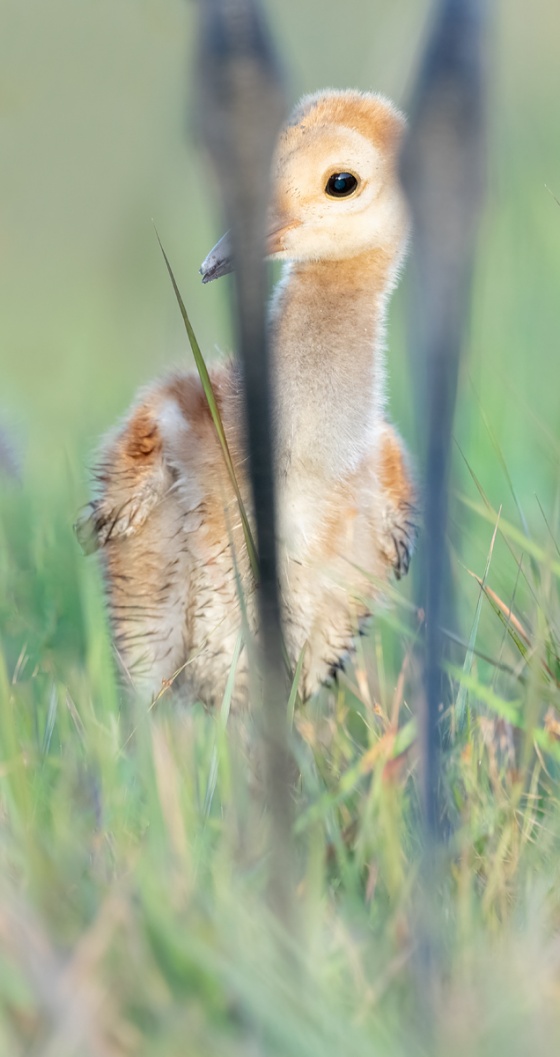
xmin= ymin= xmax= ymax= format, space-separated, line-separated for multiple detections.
xmin=84 ymin=89 xmax=418 ymax=706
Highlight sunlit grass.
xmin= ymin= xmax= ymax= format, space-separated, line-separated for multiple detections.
xmin=1 ymin=435 xmax=560 ymax=1053
xmin=2 ymin=1 xmax=560 ymax=1051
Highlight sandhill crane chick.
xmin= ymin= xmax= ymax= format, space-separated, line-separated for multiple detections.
xmin=80 ymin=89 xmax=418 ymax=706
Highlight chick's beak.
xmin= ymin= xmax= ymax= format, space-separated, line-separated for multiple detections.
xmin=199 ymin=231 xmax=233 ymax=285
xmin=199 ymin=217 xmax=300 ymax=284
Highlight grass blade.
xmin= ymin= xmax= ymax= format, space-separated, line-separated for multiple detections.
xmin=155 ymin=230 xmax=259 ymax=582
xmin=458 ymin=493 xmax=560 ymax=580
xmin=455 ymin=508 xmax=501 ymax=731
xmin=204 ymin=630 xmax=243 ymax=819
xmin=287 ymin=647 xmax=305 ymax=730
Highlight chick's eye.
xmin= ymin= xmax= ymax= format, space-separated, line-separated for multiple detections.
xmin=325 ymin=172 xmax=358 ymax=198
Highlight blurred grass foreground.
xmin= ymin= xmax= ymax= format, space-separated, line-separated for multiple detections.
xmin=2 ymin=1 xmax=560 ymax=1054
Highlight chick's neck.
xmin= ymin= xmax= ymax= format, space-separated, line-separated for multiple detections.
xmin=269 ymin=248 xmax=398 ymax=481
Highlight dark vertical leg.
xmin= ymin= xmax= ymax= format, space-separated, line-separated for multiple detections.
xmin=400 ymin=0 xmax=488 ymax=1030
xmin=195 ymin=0 xmax=295 ymax=929
xmin=401 ymin=0 xmax=487 ymax=855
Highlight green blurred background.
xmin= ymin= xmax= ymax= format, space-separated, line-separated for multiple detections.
xmin=1 ymin=0 xmax=559 ymax=621
xmin=1 ymin=7 xmax=560 ymax=1051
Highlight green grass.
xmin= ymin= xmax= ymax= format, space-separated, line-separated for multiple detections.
xmin=1 ymin=435 xmax=560 ymax=1054
xmin=3 ymin=0 xmax=560 ymax=1052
